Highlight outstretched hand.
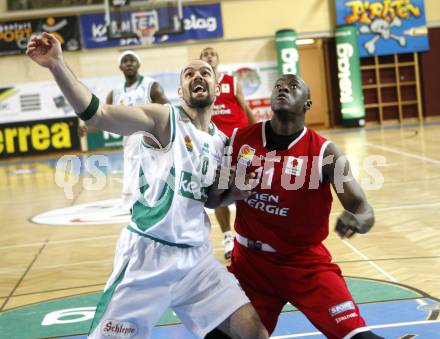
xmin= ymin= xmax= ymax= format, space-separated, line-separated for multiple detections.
xmin=335 ymin=210 xmax=373 ymax=239
xmin=26 ymin=32 xmax=63 ymax=69
xmin=224 ymin=165 xmax=257 ymax=201
xmin=211 ymin=164 xmax=257 ymax=203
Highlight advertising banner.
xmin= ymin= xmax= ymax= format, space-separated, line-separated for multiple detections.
xmin=275 ymin=29 xmax=300 ymax=76
xmin=0 ymin=16 xmax=81 ymax=56
xmin=0 ymin=82 xmax=76 ymax=124
xmin=335 ymin=26 xmax=366 ymax=127
xmin=86 ymin=131 xmax=124 ymax=150
xmin=335 ymin=0 xmax=429 ymax=57
xmin=0 ymin=60 xmax=276 ymax=154
xmin=80 ymin=3 xmax=223 ymax=49
xmin=0 ymin=117 xmax=80 ymax=159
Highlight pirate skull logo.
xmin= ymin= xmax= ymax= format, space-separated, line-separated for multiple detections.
xmin=360 ymin=17 xmax=407 ymax=54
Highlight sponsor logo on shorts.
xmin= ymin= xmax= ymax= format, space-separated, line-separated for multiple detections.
xmin=101 ymin=319 xmax=137 ymax=338
xmin=335 ymin=312 xmax=358 ymax=324
xmin=237 ymin=144 xmax=255 ymax=165
xmin=328 ymin=301 xmax=355 ymax=317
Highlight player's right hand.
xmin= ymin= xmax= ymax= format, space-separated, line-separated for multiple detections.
xmin=26 ymin=32 xmax=63 ymax=69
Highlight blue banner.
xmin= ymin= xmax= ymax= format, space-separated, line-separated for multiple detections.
xmin=80 ymin=3 xmax=223 ymax=49
xmin=335 ymin=0 xmax=429 ymax=57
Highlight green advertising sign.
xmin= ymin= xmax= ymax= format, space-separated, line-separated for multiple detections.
xmin=275 ymin=29 xmax=300 ymax=76
xmin=335 ymin=26 xmax=365 ymax=127
xmin=86 ymin=131 xmax=123 ymax=151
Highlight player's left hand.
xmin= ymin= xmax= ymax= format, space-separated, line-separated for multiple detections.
xmin=335 ymin=210 xmax=370 ymax=238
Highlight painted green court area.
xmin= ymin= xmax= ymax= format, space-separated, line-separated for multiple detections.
xmin=0 ymin=277 xmax=424 ymax=339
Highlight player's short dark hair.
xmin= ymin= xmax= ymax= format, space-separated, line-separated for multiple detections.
xmin=180 ymin=60 xmax=217 ymax=85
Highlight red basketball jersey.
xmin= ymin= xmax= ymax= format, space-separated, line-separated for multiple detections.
xmin=230 ymin=122 xmax=333 ymax=254
xmin=211 ymin=74 xmax=249 ymax=137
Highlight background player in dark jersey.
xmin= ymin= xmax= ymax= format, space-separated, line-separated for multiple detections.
xmin=200 ymin=47 xmax=256 ymax=259
xmin=221 ymin=74 xmax=383 ymax=338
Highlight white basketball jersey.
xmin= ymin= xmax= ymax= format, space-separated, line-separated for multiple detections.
xmin=113 ymin=75 xmax=156 ymax=158
xmin=112 ymin=75 xmax=155 ymax=107
xmin=129 ymin=105 xmax=227 ymax=247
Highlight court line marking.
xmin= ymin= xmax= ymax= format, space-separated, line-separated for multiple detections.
xmin=329 ymin=202 xmax=440 ymax=218
xmin=271 ymin=319 xmax=440 ymax=338
xmin=0 ymin=201 xmax=439 ymax=252
xmin=0 ymin=259 xmax=114 ymax=274
xmin=338 ymin=140 xmax=440 ymax=305
xmin=366 ymin=142 xmax=440 ymax=165
xmin=0 ymin=235 xmax=118 ymax=250
xmin=0 ymin=241 xmax=47 ymax=312
xmin=341 ymin=240 xmax=398 ymax=282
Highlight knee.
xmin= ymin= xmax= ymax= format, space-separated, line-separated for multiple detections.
xmin=253 ymin=325 xmax=269 ymax=339
xmin=242 ymin=317 xmax=268 ymax=339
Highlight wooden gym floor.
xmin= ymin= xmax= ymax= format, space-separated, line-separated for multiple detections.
xmin=1 ymin=121 xmax=440 ymax=334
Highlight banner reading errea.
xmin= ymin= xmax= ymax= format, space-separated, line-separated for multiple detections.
xmin=0 ymin=117 xmax=80 ymax=159
xmin=0 ymin=16 xmax=81 ymax=56
xmin=335 ymin=0 xmax=429 ymax=57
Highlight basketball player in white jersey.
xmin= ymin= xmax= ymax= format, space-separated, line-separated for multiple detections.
xmin=27 ymin=33 xmax=268 ymax=339
xmin=80 ymin=50 xmax=169 ymax=211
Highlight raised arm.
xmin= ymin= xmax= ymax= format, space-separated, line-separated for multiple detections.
xmin=235 ymin=81 xmax=256 ymax=125
xmin=26 ymin=33 xmax=170 ymax=144
xmin=322 ymin=143 xmax=375 ymax=238
xmin=150 ymin=82 xmax=170 ymax=104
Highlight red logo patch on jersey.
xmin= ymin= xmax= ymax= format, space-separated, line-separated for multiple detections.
xmin=184 ymin=135 xmax=193 ymax=152
xmin=285 ymin=156 xmax=303 ymax=176
xmin=238 ymin=144 xmax=255 ymax=165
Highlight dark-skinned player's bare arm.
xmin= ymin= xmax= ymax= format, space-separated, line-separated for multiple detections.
xmin=26 ymin=33 xmax=170 ymax=147
xmin=205 ymin=164 xmax=257 ymax=209
xmin=235 ymin=81 xmax=256 ymax=125
xmin=322 ymin=142 xmax=375 ymax=238
xmin=150 ymin=82 xmax=170 ymax=105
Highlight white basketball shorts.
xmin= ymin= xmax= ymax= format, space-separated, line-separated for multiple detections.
xmin=88 ymin=227 xmax=249 ymax=339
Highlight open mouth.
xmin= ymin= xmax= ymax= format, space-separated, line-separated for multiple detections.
xmin=192 ymin=83 xmax=207 ymax=95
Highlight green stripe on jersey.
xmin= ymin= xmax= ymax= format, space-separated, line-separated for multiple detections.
xmin=139 ymin=167 xmax=149 ymax=195
xmin=132 ymin=167 xmax=175 ymax=231
xmin=127 ymin=225 xmax=192 ymax=248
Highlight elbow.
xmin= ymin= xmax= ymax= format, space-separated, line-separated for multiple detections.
xmin=205 ymin=198 xmax=221 ymax=209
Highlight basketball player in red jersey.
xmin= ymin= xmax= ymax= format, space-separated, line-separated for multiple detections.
xmin=200 ymin=47 xmax=256 ymax=259
xmin=224 ymin=74 xmax=383 ymax=338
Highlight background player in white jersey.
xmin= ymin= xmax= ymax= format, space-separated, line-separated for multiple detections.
xmin=80 ymin=50 xmax=169 ymax=211
xmin=27 ymin=33 xmax=268 ymax=339
xmin=200 ymin=47 xmax=255 ymax=259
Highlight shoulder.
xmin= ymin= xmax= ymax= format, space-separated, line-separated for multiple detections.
xmin=231 ymin=122 xmax=262 ymax=145
xmin=112 ymin=85 xmax=123 ymax=94
xmin=141 ymin=75 xmax=156 ymax=84
xmin=307 ymin=128 xmax=327 ymax=141
xmin=220 ymin=73 xmax=234 ymax=83
xmin=305 ymin=128 xmax=330 ymax=150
